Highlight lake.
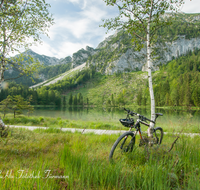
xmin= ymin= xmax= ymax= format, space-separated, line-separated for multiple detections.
xmin=24 ymin=106 xmax=200 ymax=133
xmin=29 ymin=107 xmax=200 ymax=128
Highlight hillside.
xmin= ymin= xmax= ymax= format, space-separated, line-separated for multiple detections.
xmin=30 ymin=63 xmax=86 ymax=89
xmin=54 ymin=48 xmax=200 ymax=108
xmin=28 ymin=49 xmax=200 ymax=108
xmin=1 ymin=48 xmax=200 ymax=108
xmin=6 ymin=13 xmax=200 ymax=87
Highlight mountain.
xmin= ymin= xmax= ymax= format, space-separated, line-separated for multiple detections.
xmin=23 ymin=49 xmax=61 ymax=66
xmin=86 ymin=13 xmax=200 ymax=74
xmin=8 ymin=12 xmax=200 ymax=86
xmin=23 ymin=46 xmax=96 ymax=68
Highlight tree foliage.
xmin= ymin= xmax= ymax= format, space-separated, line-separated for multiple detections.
xmin=102 ymin=0 xmax=184 ymax=50
xmin=0 ymin=0 xmax=54 ymax=86
xmin=0 ymin=94 xmax=34 ymax=118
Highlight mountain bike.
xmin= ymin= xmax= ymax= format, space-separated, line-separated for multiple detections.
xmin=109 ymin=108 xmax=163 ymax=162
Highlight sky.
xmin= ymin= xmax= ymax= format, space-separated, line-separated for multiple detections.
xmin=28 ymin=0 xmax=200 ymax=59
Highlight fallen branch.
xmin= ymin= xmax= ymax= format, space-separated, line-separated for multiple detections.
xmin=168 ymin=136 xmax=179 ymax=152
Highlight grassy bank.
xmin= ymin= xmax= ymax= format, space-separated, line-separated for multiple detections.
xmin=2 ymin=113 xmax=200 ymax=134
xmin=0 ymin=128 xmax=199 ymax=189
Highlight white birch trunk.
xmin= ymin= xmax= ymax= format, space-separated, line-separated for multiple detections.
xmin=147 ymin=21 xmax=155 ymax=138
xmin=0 ymin=23 xmax=6 ymax=91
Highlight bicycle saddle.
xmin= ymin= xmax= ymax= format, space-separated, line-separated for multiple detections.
xmin=155 ymin=113 xmax=163 ymax=116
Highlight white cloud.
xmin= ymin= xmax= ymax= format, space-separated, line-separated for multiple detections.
xmin=59 ymin=41 xmax=92 ymax=57
xmin=31 ymin=41 xmax=58 ymax=57
xmin=55 ymin=17 xmax=90 ymax=39
xmin=10 ymin=0 xmax=199 ymax=60
xmin=30 ymin=40 xmax=93 ymax=59
xmin=81 ymin=6 xmax=107 ymax=22
xmin=181 ymin=0 xmax=200 ymax=13
xmin=67 ymin=0 xmax=87 ymax=10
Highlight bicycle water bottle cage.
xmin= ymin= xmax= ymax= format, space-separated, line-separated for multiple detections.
xmin=119 ymin=119 xmax=134 ymax=127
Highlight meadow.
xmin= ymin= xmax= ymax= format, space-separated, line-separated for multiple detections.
xmin=0 ymin=116 xmax=200 ymax=189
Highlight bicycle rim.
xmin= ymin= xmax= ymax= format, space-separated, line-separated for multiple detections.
xmin=109 ymin=132 xmax=135 ymax=163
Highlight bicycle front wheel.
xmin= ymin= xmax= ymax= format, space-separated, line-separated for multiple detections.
xmin=109 ymin=131 xmax=135 ymax=162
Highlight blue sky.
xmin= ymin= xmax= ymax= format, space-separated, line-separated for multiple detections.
xmin=29 ymin=0 xmax=200 ymax=59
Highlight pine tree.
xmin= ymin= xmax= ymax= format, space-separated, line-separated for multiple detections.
xmin=69 ymin=93 xmax=73 ymax=106
xmin=63 ymin=96 xmax=66 ymax=107
xmin=73 ymin=95 xmax=77 ymax=106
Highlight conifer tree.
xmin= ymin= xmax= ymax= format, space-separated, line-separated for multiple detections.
xmin=69 ymin=93 xmax=73 ymax=106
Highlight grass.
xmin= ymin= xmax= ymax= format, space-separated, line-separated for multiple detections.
xmin=0 ymin=127 xmax=199 ymax=189
xmin=2 ymin=112 xmax=200 ymax=134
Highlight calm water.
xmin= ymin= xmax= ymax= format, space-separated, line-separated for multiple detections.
xmin=29 ymin=107 xmax=200 ymax=123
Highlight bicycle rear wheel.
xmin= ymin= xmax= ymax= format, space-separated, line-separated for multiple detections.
xmin=109 ymin=131 xmax=135 ymax=162
xmin=153 ymin=127 xmax=163 ymax=145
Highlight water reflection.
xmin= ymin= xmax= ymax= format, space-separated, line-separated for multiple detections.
xmin=30 ymin=106 xmax=200 ymax=123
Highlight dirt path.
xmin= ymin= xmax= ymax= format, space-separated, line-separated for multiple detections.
xmin=8 ymin=125 xmax=200 ymax=137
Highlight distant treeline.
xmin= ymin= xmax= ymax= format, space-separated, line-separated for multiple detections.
xmin=1 ymin=49 xmax=200 ymax=108
xmin=0 ymin=67 xmax=96 ymax=106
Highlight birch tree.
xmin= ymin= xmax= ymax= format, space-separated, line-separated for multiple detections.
xmin=0 ymin=0 xmax=54 ymax=88
xmin=102 ymin=0 xmax=184 ymax=137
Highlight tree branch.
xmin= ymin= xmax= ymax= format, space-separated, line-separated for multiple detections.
xmin=114 ymin=2 xmax=148 ymax=34
xmin=168 ymin=136 xmax=179 ymax=152
xmin=5 ymin=0 xmax=28 ymax=44
xmin=0 ymin=0 xmax=4 ymax=9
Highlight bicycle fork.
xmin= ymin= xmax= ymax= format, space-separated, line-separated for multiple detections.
xmin=120 ymin=130 xmax=137 ymax=151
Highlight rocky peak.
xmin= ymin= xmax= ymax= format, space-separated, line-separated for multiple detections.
xmin=22 ymin=49 xmax=60 ymax=66
xmin=60 ymin=56 xmax=72 ymax=64
xmin=71 ymin=46 xmax=95 ymax=68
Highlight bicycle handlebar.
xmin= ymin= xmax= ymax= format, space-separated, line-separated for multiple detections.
xmin=124 ymin=108 xmax=155 ymax=124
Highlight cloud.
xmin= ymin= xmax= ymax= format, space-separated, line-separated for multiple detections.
xmin=31 ymin=41 xmax=59 ymax=58
xmin=54 ymin=17 xmax=90 ymax=39
xmin=26 ymin=0 xmax=120 ymax=59
xmin=24 ymin=0 xmax=200 ymax=60
xmin=67 ymin=0 xmax=87 ymax=10
xmin=81 ymin=6 xmax=107 ymax=22
xmin=181 ymin=0 xmax=200 ymax=13
xmin=59 ymin=41 xmax=92 ymax=57
xmin=30 ymin=39 xmax=93 ymax=59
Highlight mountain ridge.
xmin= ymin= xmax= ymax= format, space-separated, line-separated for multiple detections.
xmin=10 ymin=12 xmax=200 ymax=86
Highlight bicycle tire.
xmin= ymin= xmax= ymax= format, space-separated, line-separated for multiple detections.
xmin=109 ymin=131 xmax=135 ymax=162
xmin=154 ymin=127 xmax=163 ymax=145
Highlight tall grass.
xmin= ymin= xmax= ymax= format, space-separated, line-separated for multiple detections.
xmin=0 ymin=127 xmax=199 ymax=189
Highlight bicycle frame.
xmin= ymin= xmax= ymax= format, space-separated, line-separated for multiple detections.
xmin=126 ymin=110 xmax=150 ymax=138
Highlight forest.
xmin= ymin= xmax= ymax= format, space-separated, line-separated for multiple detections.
xmin=0 ymin=48 xmax=200 ymax=108
xmin=153 ymin=49 xmax=200 ymax=107
xmin=0 ymin=67 xmax=96 ymax=106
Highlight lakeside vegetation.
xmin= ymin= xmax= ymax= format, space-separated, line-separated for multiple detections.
xmin=0 ymin=111 xmax=199 ymax=134
xmin=0 ymin=127 xmax=199 ymax=189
